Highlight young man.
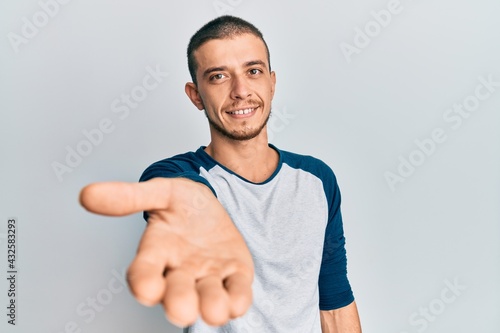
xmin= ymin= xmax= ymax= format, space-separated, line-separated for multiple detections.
xmin=80 ymin=16 xmax=361 ymax=332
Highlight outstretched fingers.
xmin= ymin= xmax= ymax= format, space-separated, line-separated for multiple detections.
xmin=126 ymin=221 xmax=177 ymax=306
xmin=127 ymin=258 xmax=167 ymax=306
xmin=80 ymin=177 xmax=255 ymax=326
xmin=196 ymin=275 xmax=231 ymax=326
xmin=163 ymin=269 xmax=199 ymax=326
xmin=224 ymin=272 xmax=253 ymax=318
xmin=161 ymin=264 xmax=253 ymax=327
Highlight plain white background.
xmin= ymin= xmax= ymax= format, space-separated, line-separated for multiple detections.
xmin=1 ymin=0 xmax=499 ymax=332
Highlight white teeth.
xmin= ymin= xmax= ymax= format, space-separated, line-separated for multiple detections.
xmin=229 ymin=108 xmax=254 ymax=115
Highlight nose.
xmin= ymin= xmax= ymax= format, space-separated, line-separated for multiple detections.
xmin=230 ymin=75 xmax=251 ymax=100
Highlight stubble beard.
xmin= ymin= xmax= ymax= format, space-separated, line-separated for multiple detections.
xmin=204 ymin=108 xmax=271 ymax=141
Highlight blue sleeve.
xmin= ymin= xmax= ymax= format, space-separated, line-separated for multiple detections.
xmin=318 ymin=167 xmax=354 ymax=310
xmin=138 ymin=152 xmax=216 ymax=221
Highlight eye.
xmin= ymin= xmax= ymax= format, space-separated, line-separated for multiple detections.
xmin=210 ymin=73 xmax=225 ymax=81
xmin=249 ymin=68 xmax=262 ymax=75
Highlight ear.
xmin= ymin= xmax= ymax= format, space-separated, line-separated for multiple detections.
xmin=185 ymin=82 xmax=205 ymax=110
xmin=270 ymin=71 xmax=276 ymax=99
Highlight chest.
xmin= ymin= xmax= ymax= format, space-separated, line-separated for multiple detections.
xmin=204 ymin=165 xmax=329 ymax=263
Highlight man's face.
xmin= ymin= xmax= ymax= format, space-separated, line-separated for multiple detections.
xmin=186 ymin=33 xmax=276 ymax=141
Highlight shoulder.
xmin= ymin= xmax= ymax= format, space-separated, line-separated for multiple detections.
xmin=275 ymin=146 xmax=341 ymax=206
xmin=277 ymin=147 xmax=338 ymax=183
xmin=139 ymin=147 xmax=216 ymax=181
xmin=147 ymin=149 xmax=203 ymax=169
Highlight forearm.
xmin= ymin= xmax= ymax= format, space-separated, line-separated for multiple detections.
xmin=320 ymin=301 xmax=361 ymax=333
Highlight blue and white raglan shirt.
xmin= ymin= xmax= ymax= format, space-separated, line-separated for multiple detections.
xmin=139 ymin=144 xmax=354 ymax=333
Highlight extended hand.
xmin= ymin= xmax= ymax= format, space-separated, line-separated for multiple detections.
xmin=79 ymin=178 xmax=254 ymax=327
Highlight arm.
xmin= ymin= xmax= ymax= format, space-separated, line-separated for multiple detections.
xmin=318 ymin=164 xmax=361 ymax=332
xmin=320 ymin=301 xmax=361 ymax=333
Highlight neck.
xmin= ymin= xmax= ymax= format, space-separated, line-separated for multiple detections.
xmin=205 ymin=129 xmax=279 ymax=183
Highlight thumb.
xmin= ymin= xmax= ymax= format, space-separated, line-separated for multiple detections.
xmin=79 ymin=178 xmax=172 ymax=216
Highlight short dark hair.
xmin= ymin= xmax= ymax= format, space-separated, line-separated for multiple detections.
xmin=187 ymin=15 xmax=271 ymax=85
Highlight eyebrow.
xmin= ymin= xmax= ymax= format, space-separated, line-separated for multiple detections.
xmin=244 ymin=60 xmax=267 ymax=68
xmin=203 ymin=66 xmax=227 ymax=78
xmin=202 ymin=60 xmax=268 ymax=78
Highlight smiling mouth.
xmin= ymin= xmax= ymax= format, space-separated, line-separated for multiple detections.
xmin=226 ymin=107 xmax=258 ymax=115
